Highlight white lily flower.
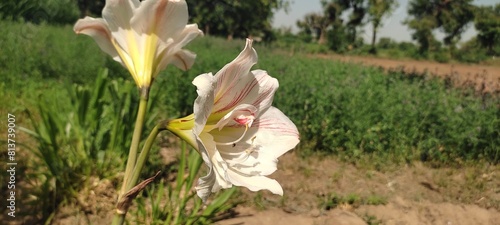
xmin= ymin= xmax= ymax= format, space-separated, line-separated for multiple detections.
xmin=168 ymin=39 xmax=300 ymax=202
xmin=74 ymin=0 xmax=202 ymax=88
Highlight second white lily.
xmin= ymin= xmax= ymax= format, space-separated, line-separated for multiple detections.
xmin=168 ymin=39 xmax=300 ymax=201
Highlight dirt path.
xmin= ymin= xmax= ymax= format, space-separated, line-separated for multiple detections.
xmin=217 ymin=153 xmax=500 ymax=225
xmin=218 ymin=201 xmax=500 ymax=225
xmin=314 ymin=54 xmax=500 ymax=93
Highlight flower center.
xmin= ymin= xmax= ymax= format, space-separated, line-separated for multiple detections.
xmin=215 ymin=112 xmax=255 ymax=146
xmin=216 ymin=122 xmax=250 ymax=146
xmin=234 ymin=114 xmax=254 ymax=126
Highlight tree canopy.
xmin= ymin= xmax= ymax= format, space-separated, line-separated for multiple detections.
xmin=474 ymin=4 xmax=500 ymax=56
xmin=367 ymin=0 xmax=398 ymax=53
xmin=187 ymin=0 xmax=289 ymax=40
xmin=405 ymin=0 xmax=475 ymax=54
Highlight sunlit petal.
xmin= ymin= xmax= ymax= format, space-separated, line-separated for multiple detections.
xmin=102 ymin=0 xmax=138 ymax=32
xmin=131 ymin=0 xmax=186 ymax=36
xmin=193 ymin=73 xmax=216 ymax=135
xmin=227 ymin=170 xmax=284 ymax=195
xmin=156 ymin=24 xmax=203 ymax=71
xmin=74 ymin=17 xmax=121 ymax=63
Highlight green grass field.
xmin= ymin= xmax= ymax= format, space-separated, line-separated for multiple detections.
xmin=1 ymin=21 xmax=499 ymax=224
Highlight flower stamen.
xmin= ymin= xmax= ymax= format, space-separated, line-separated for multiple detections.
xmin=227 ymin=136 xmax=258 ymax=164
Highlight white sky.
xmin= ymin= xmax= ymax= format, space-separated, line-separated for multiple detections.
xmin=272 ymin=0 xmax=498 ymax=43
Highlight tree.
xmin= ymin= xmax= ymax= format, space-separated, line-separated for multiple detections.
xmin=405 ymin=0 xmax=475 ymax=55
xmin=76 ymin=0 xmax=105 ymax=17
xmin=187 ymin=0 xmax=288 ymax=40
xmin=296 ymin=1 xmax=342 ymax=44
xmin=334 ymin=0 xmax=368 ymax=44
xmin=367 ymin=0 xmax=398 ymax=53
xmin=474 ymin=4 xmax=500 ymax=56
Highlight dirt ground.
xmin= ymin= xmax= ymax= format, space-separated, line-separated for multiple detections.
xmin=316 ymin=54 xmax=500 ymax=94
xmin=216 ymin=153 xmax=499 ymax=225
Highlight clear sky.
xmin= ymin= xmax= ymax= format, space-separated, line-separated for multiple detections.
xmin=272 ymin=0 xmax=498 ymax=43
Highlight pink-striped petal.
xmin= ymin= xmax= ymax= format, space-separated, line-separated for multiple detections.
xmin=210 ymin=47 xmax=278 ymax=116
xmin=249 ymin=106 xmax=300 ymax=158
xmin=213 ymin=39 xmax=258 ymax=107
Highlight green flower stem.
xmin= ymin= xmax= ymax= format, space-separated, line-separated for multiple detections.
xmin=112 ymin=88 xmax=149 ymax=225
xmin=126 ymin=121 xmax=167 ymax=192
xmin=121 ymin=90 xmax=149 ymax=195
xmin=111 ymin=211 xmax=125 ymax=225
xmin=111 ymin=120 xmax=167 ymax=225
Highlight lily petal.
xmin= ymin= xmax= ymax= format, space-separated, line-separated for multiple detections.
xmin=195 ymin=134 xmax=217 ymax=202
xmin=168 ymin=49 xmax=197 ymax=71
xmin=213 ymin=39 xmax=258 ymax=109
xmin=214 ymin=69 xmax=278 ymax=116
xmin=156 ymin=24 xmax=203 ymax=71
xmin=195 ymin=133 xmax=233 ymax=200
xmin=227 ymin=170 xmax=284 ymax=195
xmin=73 ymin=18 xmax=121 ymax=63
xmin=102 ymin=0 xmax=138 ymax=32
xmin=221 ymin=147 xmax=279 ymax=176
xmin=131 ymin=0 xmax=187 ymax=36
xmin=251 ymin=107 xmax=300 ymax=158
xmin=193 ymin=73 xmax=216 ymax=136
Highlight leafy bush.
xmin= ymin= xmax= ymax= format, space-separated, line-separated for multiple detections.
xmin=21 ymin=70 xmax=138 ymax=221
xmin=0 ymin=20 xmax=118 ymax=87
xmin=377 ymin=37 xmax=397 ymax=49
xmin=327 ymin=25 xmax=350 ymax=53
xmin=432 ymin=49 xmax=451 ymax=63
xmin=456 ymin=38 xmax=490 ymax=63
xmin=262 ymin=53 xmax=500 ymax=164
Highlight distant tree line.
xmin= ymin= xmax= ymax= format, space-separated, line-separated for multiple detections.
xmin=0 ymin=0 xmax=287 ymax=42
xmin=1 ymin=0 xmax=497 ymax=61
xmin=294 ymin=0 xmax=499 ymax=61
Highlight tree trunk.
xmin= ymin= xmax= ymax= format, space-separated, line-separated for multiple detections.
xmin=78 ymin=0 xmax=89 ymax=18
xmin=204 ymin=25 xmax=210 ymax=36
xmin=318 ymin=29 xmax=326 ymax=45
xmin=370 ymin=26 xmax=378 ymax=54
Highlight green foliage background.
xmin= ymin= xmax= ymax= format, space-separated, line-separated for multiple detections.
xmin=2 ymin=20 xmax=499 ymax=165
xmin=1 ymin=20 xmax=499 ymax=223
